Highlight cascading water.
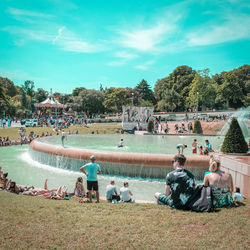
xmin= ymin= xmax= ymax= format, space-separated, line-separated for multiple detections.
xmin=219 ymin=106 xmax=250 ymax=140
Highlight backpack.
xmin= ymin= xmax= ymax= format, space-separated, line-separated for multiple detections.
xmin=186 ymin=185 xmax=214 ymax=212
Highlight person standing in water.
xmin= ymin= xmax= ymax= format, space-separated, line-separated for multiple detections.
xmin=192 ymin=139 xmax=197 ymax=154
xmin=61 ymin=129 xmax=67 ymax=147
xmin=118 ymin=139 xmax=124 ymax=148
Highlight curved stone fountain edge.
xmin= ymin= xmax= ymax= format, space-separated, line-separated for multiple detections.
xmin=30 ymin=140 xmax=209 ymax=168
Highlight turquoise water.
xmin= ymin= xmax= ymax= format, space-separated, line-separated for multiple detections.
xmin=0 ymin=145 xmax=165 ymax=201
xmin=39 ymin=134 xmax=224 ymax=155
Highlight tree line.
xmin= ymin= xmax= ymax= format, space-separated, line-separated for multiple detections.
xmin=0 ymin=64 xmax=249 ymax=117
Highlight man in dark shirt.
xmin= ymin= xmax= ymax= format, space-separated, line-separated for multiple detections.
xmin=155 ymin=154 xmax=195 ymax=209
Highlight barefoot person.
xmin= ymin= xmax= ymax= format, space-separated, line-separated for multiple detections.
xmin=192 ymin=139 xmax=197 ymax=154
xmin=118 ymin=139 xmax=124 ymax=148
xmin=80 ymin=155 xmax=101 ymax=203
xmin=176 ymin=144 xmax=187 ymax=154
xmin=61 ymin=129 xmax=67 ymax=147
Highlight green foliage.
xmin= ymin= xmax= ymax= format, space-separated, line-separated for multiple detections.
xmin=221 ymin=117 xmax=248 ymax=153
xmin=103 ymin=88 xmax=131 ymax=112
xmin=193 ymin=120 xmax=203 ymax=134
xmin=186 ymin=71 xmax=216 ymax=111
xmin=0 ymin=77 xmax=17 ymax=97
xmin=34 ymin=88 xmax=48 ymax=103
xmin=135 ymin=79 xmax=156 ymax=105
xmin=147 ymin=120 xmax=154 ymax=133
xmin=22 ymin=80 xmax=35 ymax=97
xmin=154 ymin=65 xmax=195 ymax=111
xmin=70 ymin=89 xmax=105 ymax=114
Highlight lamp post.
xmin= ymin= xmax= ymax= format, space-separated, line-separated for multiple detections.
xmin=131 ymin=92 xmax=134 ymax=106
xmin=196 ymin=91 xmax=199 ymax=119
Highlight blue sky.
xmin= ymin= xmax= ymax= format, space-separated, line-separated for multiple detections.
xmin=0 ymin=0 xmax=249 ymax=93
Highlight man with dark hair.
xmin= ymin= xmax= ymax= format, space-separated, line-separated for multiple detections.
xmin=155 ymin=154 xmax=195 ymax=209
xmin=80 ymin=155 xmax=101 ymax=203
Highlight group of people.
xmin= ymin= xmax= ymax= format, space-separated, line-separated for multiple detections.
xmin=176 ymin=139 xmax=213 ymax=155
xmin=154 ymin=154 xmax=245 ymax=210
xmin=0 ymin=150 xmax=245 ymax=208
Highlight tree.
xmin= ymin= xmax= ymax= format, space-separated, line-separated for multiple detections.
xmin=0 ymin=77 xmax=17 ymax=97
xmin=221 ymin=118 xmax=248 ymax=153
xmin=103 ymin=88 xmax=131 ymax=113
xmin=0 ymin=81 xmax=10 ymax=116
xmin=186 ymin=70 xmax=216 ymax=111
xmin=34 ymin=88 xmax=48 ymax=103
xmin=72 ymin=87 xmax=86 ymax=96
xmin=147 ymin=120 xmax=154 ymax=133
xmin=135 ymin=79 xmax=155 ymax=106
xmin=70 ymin=89 xmax=105 ymax=114
xmin=154 ymin=66 xmax=196 ymax=111
xmin=22 ymin=80 xmax=35 ymax=98
xmin=193 ymin=120 xmax=203 ymax=134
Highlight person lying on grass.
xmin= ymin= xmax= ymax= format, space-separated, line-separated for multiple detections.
xmin=22 ymin=179 xmax=57 ymax=196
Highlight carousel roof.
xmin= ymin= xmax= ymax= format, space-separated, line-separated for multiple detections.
xmin=34 ymin=96 xmax=66 ymax=108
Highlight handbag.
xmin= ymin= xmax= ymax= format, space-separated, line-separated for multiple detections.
xmin=186 ymin=185 xmax=214 ymax=212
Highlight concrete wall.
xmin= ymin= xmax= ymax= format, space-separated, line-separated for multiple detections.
xmin=219 ymin=155 xmax=250 ymax=199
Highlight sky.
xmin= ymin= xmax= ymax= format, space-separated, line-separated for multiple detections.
xmin=0 ymin=0 xmax=249 ymax=94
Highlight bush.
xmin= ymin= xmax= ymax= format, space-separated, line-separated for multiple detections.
xmin=221 ymin=117 xmax=248 ymax=153
xmin=193 ymin=120 xmax=203 ymax=134
xmin=147 ymin=120 xmax=154 ymax=133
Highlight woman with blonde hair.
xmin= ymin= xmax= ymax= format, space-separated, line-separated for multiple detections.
xmin=203 ymin=159 xmax=233 ymax=208
xmin=74 ymin=177 xmax=86 ymax=198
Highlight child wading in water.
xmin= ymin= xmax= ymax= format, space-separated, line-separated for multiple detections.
xmin=192 ymin=139 xmax=197 ymax=154
xmin=176 ymin=144 xmax=187 ymax=154
xmin=118 ymin=139 xmax=124 ymax=148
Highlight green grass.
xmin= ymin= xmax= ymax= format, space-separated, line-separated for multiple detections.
xmin=0 ymin=191 xmax=249 ymax=249
xmin=0 ymin=123 xmax=122 ymax=140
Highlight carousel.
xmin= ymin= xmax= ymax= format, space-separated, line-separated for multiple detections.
xmin=34 ymin=89 xmax=67 ymax=117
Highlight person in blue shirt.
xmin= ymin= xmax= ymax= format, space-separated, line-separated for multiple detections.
xmin=80 ymin=155 xmax=101 ymax=203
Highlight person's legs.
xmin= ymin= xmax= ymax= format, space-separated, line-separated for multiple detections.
xmin=96 ymin=191 xmax=100 ymax=203
xmin=44 ymin=179 xmax=48 ymax=190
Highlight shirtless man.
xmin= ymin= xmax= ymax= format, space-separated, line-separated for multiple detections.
xmin=192 ymin=139 xmax=197 ymax=154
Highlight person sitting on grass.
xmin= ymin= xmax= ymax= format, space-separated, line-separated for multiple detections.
xmin=0 ymin=173 xmax=11 ymax=190
xmin=106 ymin=180 xmax=119 ymax=202
xmin=203 ymin=159 xmax=233 ymax=208
xmin=120 ymin=182 xmax=134 ymax=203
xmin=74 ymin=177 xmax=86 ymax=198
xmin=155 ymin=154 xmax=195 ymax=209
xmin=233 ymin=187 xmax=246 ymax=204
xmin=176 ymin=144 xmax=187 ymax=154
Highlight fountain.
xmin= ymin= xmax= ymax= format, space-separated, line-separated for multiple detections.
xmin=29 ymin=134 xmax=223 ymax=180
xmin=220 ymin=106 xmax=250 ymax=140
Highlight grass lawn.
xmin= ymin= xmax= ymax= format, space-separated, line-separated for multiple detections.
xmin=0 ymin=191 xmax=249 ymax=249
xmin=0 ymin=123 xmax=122 ymax=141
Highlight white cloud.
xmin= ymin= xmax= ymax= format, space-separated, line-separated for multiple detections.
xmin=2 ymin=26 xmax=106 ymax=53
xmin=53 ymin=26 xmax=65 ymax=43
xmin=107 ymin=60 xmax=127 ymax=67
xmin=8 ymin=8 xmax=53 ymax=18
xmin=119 ymin=22 xmax=175 ymax=52
xmin=187 ymin=14 xmax=250 ymax=46
xmin=115 ymin=51 xmax=137 ymax=59
xmin=135 ymin=60 xmax=155 ymax=71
